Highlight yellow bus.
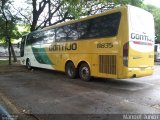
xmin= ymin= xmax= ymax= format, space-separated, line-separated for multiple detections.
xmin=20 ymin=5 xmax=155 ymax=81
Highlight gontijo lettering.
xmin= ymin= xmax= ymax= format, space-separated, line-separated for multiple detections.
xmin=131 ymin=33 xmax=153 ymax=42
xmin=49 ymin=43 xmax=77 ymax=51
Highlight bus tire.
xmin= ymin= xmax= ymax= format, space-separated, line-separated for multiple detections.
xmin=79 ymin=63 xmax=91 ymax=81
xmin=26 ymin=59 xmax=32 ymax=70
xmin=65 ymin=62 xmax=77 ymax=79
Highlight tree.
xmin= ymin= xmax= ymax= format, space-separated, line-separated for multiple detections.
xmin=0 ymin=0 xmax=21 ymax=64
xmin=114 ymin=0 xmax=143 ymax=7
xmin=14 ymin=0 xmax=144 ymax=32
xmin=29 ymin=0 xmax=76 ymax=31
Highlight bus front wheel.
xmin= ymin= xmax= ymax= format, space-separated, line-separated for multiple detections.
xmin=65 ymin=62 xmax=77 ymax=79
xmin=79 ymin=63 xmax=91 ymax=81
xmin=26 ymin=59 xmax=32 ymax=70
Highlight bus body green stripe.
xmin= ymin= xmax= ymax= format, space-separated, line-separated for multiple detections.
xmin=32 ymin=47 xmax=53 ymax=65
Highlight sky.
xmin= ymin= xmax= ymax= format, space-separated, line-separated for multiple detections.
xmin=144 ymin=0 xmax=160 ymax=8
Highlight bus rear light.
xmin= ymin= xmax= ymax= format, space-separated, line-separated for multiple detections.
xmin=123 ymin=42 xmax=129 ymax=67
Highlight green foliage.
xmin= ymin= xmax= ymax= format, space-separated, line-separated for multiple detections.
xmin=21 ymin=0 xmax=145 ymax=31
xmin=63 ymin=0 xmax=83 ymax=18
xmin=0 ymin=16 xmax=22 ymax=43
xmin=113 ymin=0 xmax=143 ymax=7
xmin=0 ymin=60 xmax=9 ymax=65
xmin=0 ymin=0 xmax=22 ymax=43
xmin=63 ymin=0 xmax=144 ymax=19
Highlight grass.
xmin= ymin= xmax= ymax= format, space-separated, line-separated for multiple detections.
xmin=0 ymin=60 xmax=9 ymax=65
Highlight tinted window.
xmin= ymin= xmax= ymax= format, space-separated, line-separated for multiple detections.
xmin=78 ymin=12 xmax=121 ymax=39
xmin=76 ymin=21 xmax=89 ymax=39
xmin=43 ymin=29 xmax=55 ymax=44
xmin=55 ymin=27 xmax=66 ymax=42
xmin=26 ymin=12 xmax=121 ymax=43
xmin=26 ymin=29 xmax=55 ymax=45
xmin=55 ymin=25 xmax=79 ymax=42
xmin=64 ymin=25 xmax=78 ymax=41
xmin=26 ymin=31 xmax=44 ymax=45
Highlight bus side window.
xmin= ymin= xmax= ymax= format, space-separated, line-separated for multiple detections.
xmin=43 ymin=29 xmax=55 ymax=44
xmin=77 ymin=21 xmax=89 ymax=39
xmin=64 ymin=24 xmax=78 ymax=41
xmin=55 ymin=27 xmax=66 ymax=42
xmin=86 ymin=12 xmax=121 ymax=38
xmin=31 ymin=31 xmax=45 ymax=45
xmin=76 ymin=12 xmax=121 ymax=40
xmin=55 ymin=25 xmax=79 ymax=42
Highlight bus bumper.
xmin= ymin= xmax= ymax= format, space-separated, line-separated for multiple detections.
xmin=122 ymin=66 xmax=154 ymax=78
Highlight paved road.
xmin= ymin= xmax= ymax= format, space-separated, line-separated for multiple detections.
xmin=0 ymin=64 xmax=160 ymax=119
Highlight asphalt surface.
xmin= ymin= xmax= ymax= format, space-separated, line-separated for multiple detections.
xmin=0 ymin=64 xmax=160 ymax=119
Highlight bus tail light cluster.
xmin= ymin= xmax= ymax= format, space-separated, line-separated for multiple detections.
xmin=123 ymin=42 xmax=129 ymax=67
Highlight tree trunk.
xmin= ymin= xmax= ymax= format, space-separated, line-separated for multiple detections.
xmin=48 ymin=0 xmax=51 ymax=26
xmin=8 ymin=38 xmax=12 ymax=65
xmin=11 ymin=43 xmax=17 ymax=62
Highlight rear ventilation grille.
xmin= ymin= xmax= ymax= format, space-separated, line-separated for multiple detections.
xmin=99 ymin=55 xmax=117 ymax=75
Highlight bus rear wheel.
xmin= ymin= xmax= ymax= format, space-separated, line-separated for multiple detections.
xmin=26 ymin=59 xmax=32 ymax=70
xmin=65 ymin=62 xmax=77 ymax=79
xmin=79 ymin=63 xmax=91 ymax=81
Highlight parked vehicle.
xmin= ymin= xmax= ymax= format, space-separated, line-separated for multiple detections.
xmin=19 ymin=5 xmax=155 ymax=80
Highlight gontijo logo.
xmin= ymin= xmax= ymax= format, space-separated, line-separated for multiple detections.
xmin=129 ymin=32 xmax=154 ymax=53
xmin=130 ymin=33 xmax=153 ymax=46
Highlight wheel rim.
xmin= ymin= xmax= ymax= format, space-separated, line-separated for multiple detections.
xmin=81 ymin=67 xmax=89 ymax=79
xmin=68 ymin=66 xmax=74 ymax=77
